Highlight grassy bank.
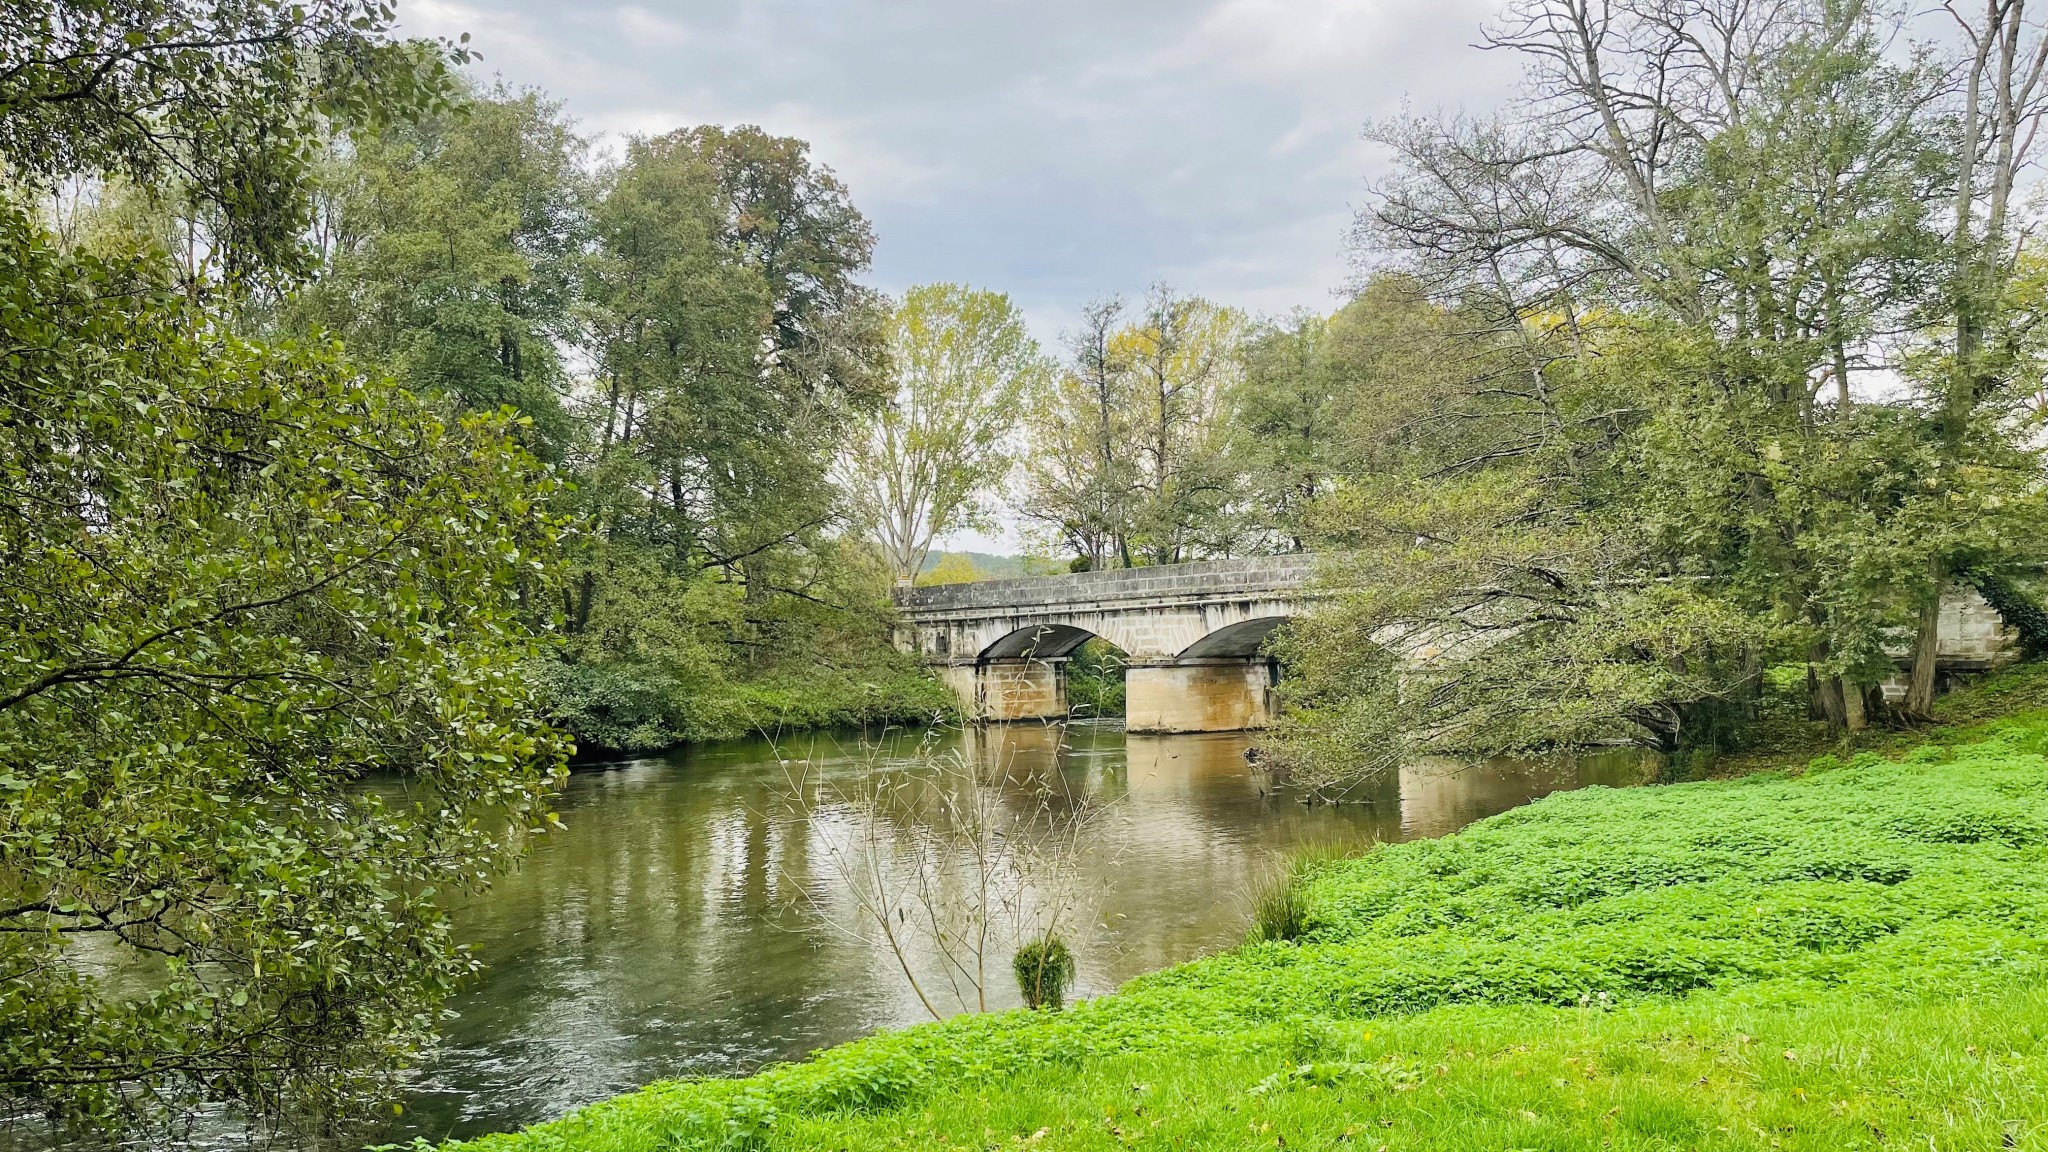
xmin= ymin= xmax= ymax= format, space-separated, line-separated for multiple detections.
xmin=448 ymin=677 xmax=2048 ymax=1151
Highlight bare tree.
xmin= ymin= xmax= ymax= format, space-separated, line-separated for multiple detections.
xmin=841 ymin=284 xmax=1050 ymax=584
xmin=783 ymin=730 xmax=1116 ymax=1019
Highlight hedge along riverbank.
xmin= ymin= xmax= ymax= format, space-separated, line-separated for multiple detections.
xmin=443 ymin=710 xmax=2048 ymax=1151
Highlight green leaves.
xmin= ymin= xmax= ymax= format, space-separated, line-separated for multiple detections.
xmin=1 ymin=0 xmax=471 ymax=281
xmin=0 ymin=208 xmax=569 ymax=1132
xmin=842 ymin=283 xmax=1050 ymax=582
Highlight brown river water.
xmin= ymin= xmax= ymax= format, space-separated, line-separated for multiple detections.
xmin=383 ymin=720 xmax=1648 ymax=1146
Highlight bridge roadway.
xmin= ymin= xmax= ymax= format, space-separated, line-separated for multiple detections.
xmin=892 ymin=554 xmax=2016 ymax=734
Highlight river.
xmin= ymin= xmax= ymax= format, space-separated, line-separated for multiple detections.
xmin=379 ymin=720 xmax=1649 ymax=1146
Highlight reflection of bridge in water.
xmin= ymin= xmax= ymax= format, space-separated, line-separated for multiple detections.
xmin=898 ymin=555 xmax=2019 ymax=733
xmin=945 ymin=721 xmax=1654 ymax=982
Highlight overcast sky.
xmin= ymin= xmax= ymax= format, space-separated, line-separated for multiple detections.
xmin=403 ymin=0 xmax=1519 ymax=335
xmin=399 ymin=0 xmax=1522 ymax=550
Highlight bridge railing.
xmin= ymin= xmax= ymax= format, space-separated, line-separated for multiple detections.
xmin=894 ymin=555 xmax=1317 ymax=614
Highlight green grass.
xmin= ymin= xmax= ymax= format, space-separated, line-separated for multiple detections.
xmin=444 ymin=672 xmax=2048 ymax=1152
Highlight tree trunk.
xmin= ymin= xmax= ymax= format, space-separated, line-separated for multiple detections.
xmin=1903 ymin=557 xmax=1944 ymax=718
xmin=1809 ymin=646 xmax=1848 ymax=732
xmin=572 ymin=569 xmax=595 ymax=634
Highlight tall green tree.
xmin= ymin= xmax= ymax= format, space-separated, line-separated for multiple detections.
xmin=1901 ymin=0 xmax=2048 ymax=715
xmin=0 ymin=0 xmax=472 ymax=281
xmin=1122 ymin=286 xmax=1249 ymax=562
xmin=0 ymin=0 xmax=568 ymax=1133
xmin=1274 ymin=1 xmax=2048 ymax=788
xmin=287 ymin=83 xmax=590 ymax=457
xmin=1233 ymin=309 xmax=1341 ymax=552
xmin=550 ymin=125 xmax=905 ymax=750
xmin=1019 ymin=298 xmax=1144 ymax=569
xmin=1019 ymin=290 xmax=1252 ymax=567
xmin=843 ymin=283 xmax=1051 ymax=584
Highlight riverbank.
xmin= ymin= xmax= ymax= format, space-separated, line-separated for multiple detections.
xmin=448 ymin=670 xmax=2048 ymax=1151
xmin=542 ymin=652 xmax=959 ymax=756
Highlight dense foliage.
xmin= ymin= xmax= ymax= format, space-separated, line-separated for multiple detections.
xmin=1064 ymin=639 xmax=1127 ymax=719
xmin=1019 ymin=289 xmax=1261 ymax=566
xmin=0 ymin=0 xmax=574 ymax=1134
xmin=840 ymin=283 xmax=1050 ymax=584
xmin=293 ymin=90 xmax=952 ymax=752
xmin=1264 ymin=1 xmax=2048 ymax=784
xmin=448 ymin=674 xmax=2048 ymax=1151
xmin=0 ymin=211 xmax=568 ymax=1127
xmin=286 ymin=84 xmax=588 ymax=458
xmin=1 ymin=0 xmax=472 ymax=281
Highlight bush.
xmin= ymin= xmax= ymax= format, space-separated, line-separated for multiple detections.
xmin=540 ymin=652 xmax=959 ymax=754
xmin=1013 ymin=936 xmax=1076 ymax=1011
xmin=1246 ymin=841 xmax=1361 ymax=943
xmin=1065 ymin=639 xmax=1126 ymax=719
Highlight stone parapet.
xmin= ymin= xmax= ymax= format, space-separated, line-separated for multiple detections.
xmin=897 ymin=556 xmax=1315 ymax=614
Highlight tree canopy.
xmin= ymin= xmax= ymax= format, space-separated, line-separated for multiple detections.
xmin=1265 ymin=0 xmax=2048 ymax=793
xmin=0 ymin=1 xmax=568 ymax=1134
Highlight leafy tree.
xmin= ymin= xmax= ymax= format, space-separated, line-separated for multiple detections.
xmin=1122 ymin=286 xmax=1250 ymax=562
xmin=1019 ymin=299 xmax=1145 ymax=569
xmin=1901 ymin=0 xmax=2048 ymax=714
xmin=0 ymin=1 xmax=568 ymax=1134
xmin=1274 ymin=2 xmax=2048 ymax=788
xmin=0 ymin=0 xmax=472 ymax=280
xmin=1019 ymin=290 xmax=1252 ymax=567
xmin=580 ymin=126 xmax=882 ymax=591
xmin=286 ymin=83 xmax=590 ymax=458
xmin=1233 ymin=309 xmax=1343 ymax=552
xmin=552 ymin=125 xmax=907 ymax=750
xmin=0 ymin=216 xmax=567 ymax=1129
xmin=843 ymin=283 xmax=1051 ymax=584
xmin=918 ymin=552 xmax=986 ymax=586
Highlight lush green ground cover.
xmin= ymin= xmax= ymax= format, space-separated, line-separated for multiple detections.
xmin=445 ymin=683 xmax=2048 ymax=1151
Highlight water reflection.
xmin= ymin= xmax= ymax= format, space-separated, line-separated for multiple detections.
xmin=376 ymin=721 xmax=1646 ymax=1145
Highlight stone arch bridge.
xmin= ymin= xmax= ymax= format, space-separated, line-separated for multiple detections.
xmin=893 ymin=557 xmax=1315 ymax=733
xmin=893 ymin=554 xmax=2017 ymax=735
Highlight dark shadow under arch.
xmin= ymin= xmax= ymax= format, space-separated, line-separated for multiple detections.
xmin=979 ymin=623 xmax=1098 ymax=661
xmin=1176 ymin=616 xmax=1290 ymax=660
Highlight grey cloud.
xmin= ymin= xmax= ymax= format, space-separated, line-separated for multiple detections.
xmin=402 ymin=0 xmax=1518 ymax=336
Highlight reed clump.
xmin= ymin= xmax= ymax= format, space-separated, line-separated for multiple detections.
xmin=1011 ymin=935 xmax=1075 ymax=1011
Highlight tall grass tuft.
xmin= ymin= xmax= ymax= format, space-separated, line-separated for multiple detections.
xmin=1246 ymin=840 xmax=1362 ymax=943
xmin=1012 ymin=935 xmax=1075 ymax=1011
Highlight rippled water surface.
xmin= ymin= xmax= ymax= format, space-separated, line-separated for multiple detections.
xmin=378 ymin=721 xmax=1648 ymax=1146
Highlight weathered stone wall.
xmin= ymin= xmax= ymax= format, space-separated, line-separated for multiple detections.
xmin=1126 ymin=661 xmax=1276 ymax=734
xmin=1931 ymin=585 xmax=2014 ymax=669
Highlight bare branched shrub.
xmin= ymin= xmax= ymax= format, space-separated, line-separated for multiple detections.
xmin=783 ymin=726 xmax=1116 ymax=1019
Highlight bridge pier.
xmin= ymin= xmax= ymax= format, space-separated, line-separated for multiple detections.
xmin=940 ymin=659 xmax=1068 ymax=723
xmin=1126 ymin=659 xmax=1277 ymax=734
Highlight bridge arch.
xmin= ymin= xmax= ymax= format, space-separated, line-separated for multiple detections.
xmin=979 ymin=623 xmax=1096 ymax=661
xmin=1175 ymin=615 xmax=1290 ymax=661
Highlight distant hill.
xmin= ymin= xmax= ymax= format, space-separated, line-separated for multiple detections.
xmin=919 ymin=551 xmax=1066 ymax=581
